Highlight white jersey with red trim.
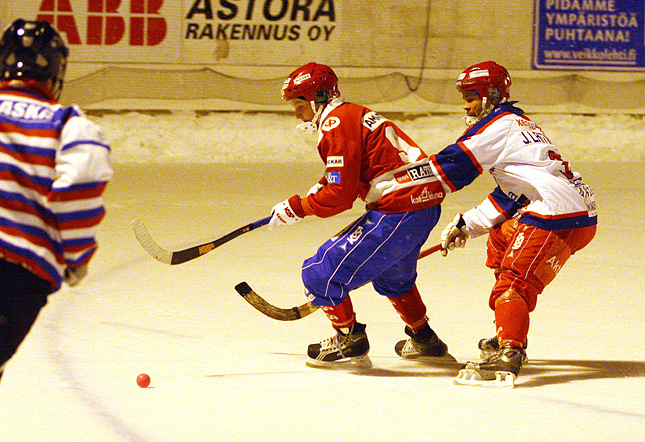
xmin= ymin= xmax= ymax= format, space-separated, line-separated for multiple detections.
xmin=429 ymin=102 xmax=597 ymax=238
xmin=0 ymin=86 xmax=112 ymax=290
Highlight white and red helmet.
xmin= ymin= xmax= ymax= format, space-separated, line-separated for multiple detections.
xmin=281 ymin=62 xmax=340 ymax=103
xmin=456 ymin=61 xmax=511 ymax=103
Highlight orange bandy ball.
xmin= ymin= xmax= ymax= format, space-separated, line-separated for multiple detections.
xmin=136 ymin=373 xmax=151 ymax=388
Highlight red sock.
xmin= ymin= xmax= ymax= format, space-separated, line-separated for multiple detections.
xmin=495 ymin=297 xmax=530 ymax=348
xmin=389 ymin=285 xmax=428 ymax=331
xmin=320 ymin=297 xmax=356 ymax=329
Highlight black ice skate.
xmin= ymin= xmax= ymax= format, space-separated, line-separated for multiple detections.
xmin=394 ymin=324 xmax=449 ymax=360
xmin=306 ymin=322 xmax=371 ymax=369
xmin=478 ymin=336 xmax=528 ymax=360
xmin=454 ymin=345 xmax=527 ymax=389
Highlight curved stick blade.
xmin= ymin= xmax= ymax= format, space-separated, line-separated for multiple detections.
xmin=132 ymin=219 xmax=173 ymax=264
xmin=235 ymin=282 xmax=319 ymax=321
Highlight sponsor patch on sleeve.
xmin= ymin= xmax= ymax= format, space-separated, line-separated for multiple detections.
xmin=362 ymin=111 xmax=386 ymax=131
xmin=325 ymin=171 xmax=341 ymax=184
xmin=326 ymin=156 xmax=344 ymax=167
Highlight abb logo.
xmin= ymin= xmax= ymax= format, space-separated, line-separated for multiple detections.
xmin=37 ymin=0 xmax=167 ymax=46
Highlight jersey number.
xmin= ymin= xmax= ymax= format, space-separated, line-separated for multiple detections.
xmin=548 ymin=150 xmax=574 ymax=179
xmin=385 ymin=126 xmax=422 ymax=163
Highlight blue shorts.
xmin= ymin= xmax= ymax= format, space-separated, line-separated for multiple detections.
xmin=301 ymin=205 xmax=441 ymax=306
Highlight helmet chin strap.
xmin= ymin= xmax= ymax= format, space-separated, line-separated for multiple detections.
xmin=297 ymin=100 xmax=326 ymax=134
xmin=463 ymin=96 xmax=499 ymax=126
xmin=463 ymin=115 xmax=478 ymax=126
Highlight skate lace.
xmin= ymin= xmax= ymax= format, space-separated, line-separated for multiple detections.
xmin=319 ymin=333 xmax=348 ymax=353
xmin=401 ymin=339 xmax=418 ymax=357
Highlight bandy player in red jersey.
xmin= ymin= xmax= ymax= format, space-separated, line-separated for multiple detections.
xmin=268 ymin=62 xmax=448 ymax=369
xmin=432 ymin=61 xmax=597 ymax=387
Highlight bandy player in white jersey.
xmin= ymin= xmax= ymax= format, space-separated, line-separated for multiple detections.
xmin=431 ymin=61 xmax=597 ymax=386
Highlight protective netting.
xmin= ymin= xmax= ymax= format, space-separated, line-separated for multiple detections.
xmin=61 ymin=67 xmax=645 ymax=113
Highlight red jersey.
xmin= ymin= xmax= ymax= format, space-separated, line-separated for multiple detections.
xmin=302 ymin=100 xmax=444 ymax=217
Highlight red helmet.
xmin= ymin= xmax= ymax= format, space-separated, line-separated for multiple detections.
xmin=456 ymin=61 xmax=511 ymax=103
xmin=281 ymin=62 xmax=339 ymax=103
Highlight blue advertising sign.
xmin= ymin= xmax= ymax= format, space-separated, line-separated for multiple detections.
xmin=532 ymin=0 xmax=645 ymax=70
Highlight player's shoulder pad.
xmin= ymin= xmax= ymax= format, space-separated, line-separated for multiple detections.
xmin=362 ymin=110 xmax=388 ymax=131
xmin=61 ymin=109 xmax=109 ymax=146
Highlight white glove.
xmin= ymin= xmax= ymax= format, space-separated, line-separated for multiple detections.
xmin=64 ymin=265 xmax=88 ymax=286
xmin=440 ymin=214 xmax=469 ymax=257
xmin=268 ymin=198 xmax=303 ymax=229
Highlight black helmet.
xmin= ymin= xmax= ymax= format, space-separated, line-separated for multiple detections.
xmin=0 ymin=19 xmax=69 ymax=99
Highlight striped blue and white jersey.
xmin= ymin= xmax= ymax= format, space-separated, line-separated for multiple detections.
xmin=429 ymin=102 xmax=597 ymax=238
xmin=0 ymin=85 xmax=112 ymax=291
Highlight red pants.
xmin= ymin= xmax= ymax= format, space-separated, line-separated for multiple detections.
xmin=485 ymin=218 xmax=596 ymax=346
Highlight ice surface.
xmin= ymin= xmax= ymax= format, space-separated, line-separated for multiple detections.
xmin=0 ymin=112 xmax=643 ymax=441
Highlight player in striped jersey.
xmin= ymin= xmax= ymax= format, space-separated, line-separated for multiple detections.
xmin=432 ymin=61 xmax=597 ymax=385
xmin=0 ymin=20 xmax=112 ymax=381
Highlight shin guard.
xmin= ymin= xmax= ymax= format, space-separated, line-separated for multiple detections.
xmin=389 ymin=285 xmax=428 ymax=331
xmin=494 ymin=289 xmax=530 ymax=348
xmin=320 ymin=296 xmax=356 ymax=329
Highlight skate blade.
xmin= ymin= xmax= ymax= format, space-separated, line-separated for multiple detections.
xmin=401 ymin=353 xmax=458 ymax=364
xmin=453 ymin=369 xmax=516 ymax=389
xmin=306 ymin=355 xmax=372 ymax=370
